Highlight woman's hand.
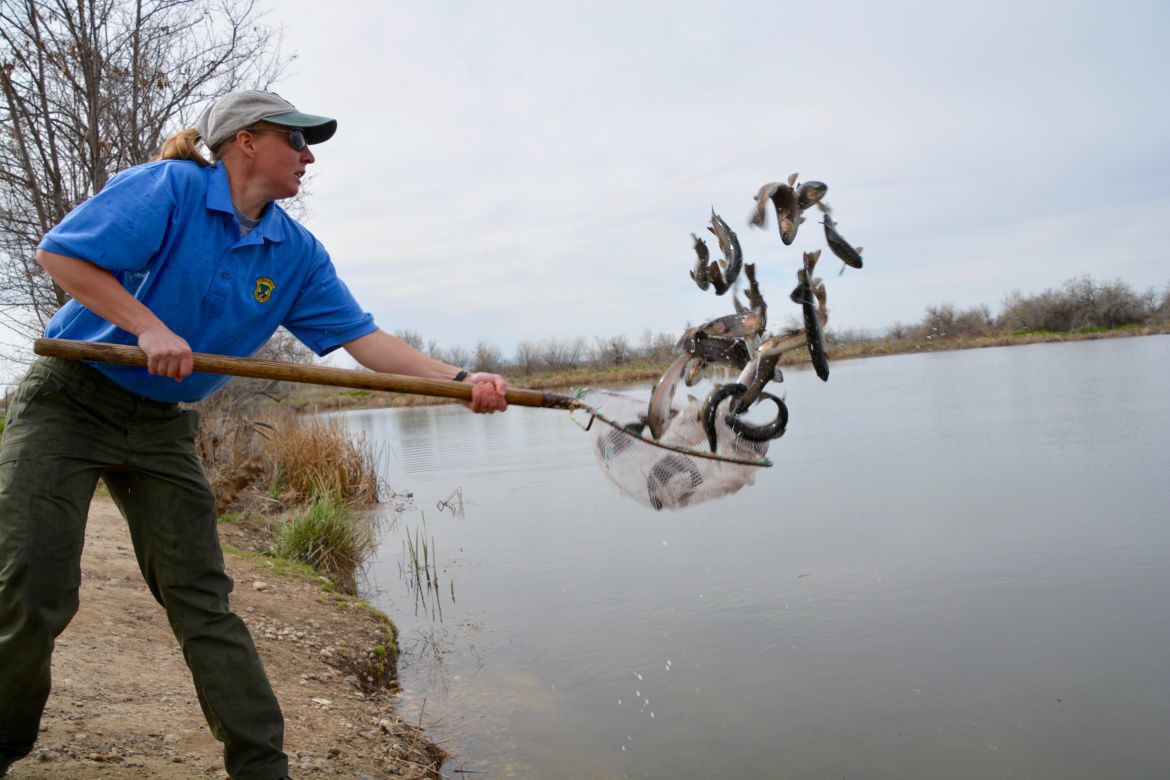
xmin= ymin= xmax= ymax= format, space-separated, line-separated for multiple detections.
xmin=462 ymin=372 xmax=508 ymax=414
xmin=137 ymin=324 xmax=193 ymax=381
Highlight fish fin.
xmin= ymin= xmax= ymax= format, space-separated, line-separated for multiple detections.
xmin=787 ymin=172 xmax=798 ymax=187
xmin=799 ymin=216 xmax=806 ymax=224
xmin=855 ymin=246 xmax=863 ymax=253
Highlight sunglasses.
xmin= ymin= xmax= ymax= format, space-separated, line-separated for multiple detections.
xmin=243 ymin=126 xmax=307 ymax=152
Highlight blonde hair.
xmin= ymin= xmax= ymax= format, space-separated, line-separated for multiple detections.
xmin=155 ymin=128 xmax=215 ymax=166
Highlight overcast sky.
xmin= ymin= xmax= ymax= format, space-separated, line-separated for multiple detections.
xmin=265 ymin=0 xmax=1167 ymax=360
xmin=71 ymin=2 xmax=1170 ymax=370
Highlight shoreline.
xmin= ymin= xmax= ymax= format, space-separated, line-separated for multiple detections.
xmin=288 ymin=324 xmax=1169 ymax=413
xmin=8 ymin=495 xmax=444 ymax=779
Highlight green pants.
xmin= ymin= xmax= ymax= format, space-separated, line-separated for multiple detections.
xmin=0 ymin=357 xmax=287 ymax=779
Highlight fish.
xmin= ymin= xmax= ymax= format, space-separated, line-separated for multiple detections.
xmin=701 ymin=382 xmax=747 ymax=452
xmin=683 ymin=308 xmax=765 ymax=346
xmin=792 ymin=269 xmax=830 ymax=381
xmin=682 ymin=330 xmax=752 ymax=369
xmin=732 ymin=287 xmax=750 ymax=315
xmin=822 ymin=212 xmax=863 ymax=270
xmin=707 ymin=209 xmax=743 ymax=290
xmin=742 ymin=263 xmax=767 ymax=325
xmin=683 ymin=358 xmax=708 ymax=387
xmin=749 ymin=181 xmax=799 ymax=244
xmin=733 ymin=329 xmax=805 ymax=413
xmin=646 ymin=454 xmax=704 ymax=511
xmin=750 ymin=182 xmax=783 ymax=227
xmin=725 ymin=391 xmax=789 ymax=442
xmin=773 ymin=184 xmax=800 ymax=245
xmin=705 ymin=261 xmax=731 ymax=295
xmin=796 ymin=180 xmax=828 ymax=210
xmin=646 ymin=352 xmax=694 ymax=439
xmin=689 ymin=233 xmax=711 ymax=290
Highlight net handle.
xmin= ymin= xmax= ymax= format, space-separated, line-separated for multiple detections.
xmin=32 ymin=338 xmax=580 ymax=410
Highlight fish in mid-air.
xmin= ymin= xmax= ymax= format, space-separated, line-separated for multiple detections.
xmin=706 ymin=209 xmax=743 ymax=292
xmin=750 ymin=178 xmax=802 ymax=245
xmin=822 ymin=212 xmax=863 ymax=272
xmin=689 ymin=233 xmax=711 ymax=291
xmin=790 ymin=250 xmax=829 ymax=381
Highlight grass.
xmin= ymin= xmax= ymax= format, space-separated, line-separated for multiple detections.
xmin=273 ymin=491 xmax=376 ymax=596
xmin=267 ymin=414 xmax=381 ymax=507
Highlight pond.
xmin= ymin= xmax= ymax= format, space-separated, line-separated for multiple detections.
xmin=339 ymin=335 xmax=1170 ymax=778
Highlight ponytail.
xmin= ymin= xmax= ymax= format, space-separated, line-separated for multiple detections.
xmin=155 ymin=128 xmax=212 ymax=166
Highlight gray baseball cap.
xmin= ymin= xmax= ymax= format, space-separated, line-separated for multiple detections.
xmin=196 ymin=90 xmax=337 ymax=150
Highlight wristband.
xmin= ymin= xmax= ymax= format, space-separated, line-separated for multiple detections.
xmin=452 ymin=369 xmax=470 ymax=383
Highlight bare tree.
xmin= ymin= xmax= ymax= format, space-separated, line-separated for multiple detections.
xmin=0 ymin=0 xmax=287 ymax=360
xmin=513 ymin=340 xmax=541 ymax=375
xmin=393 ymin=328 xmax=425 ymax=351
xmin=472 ymin=340 xmax=502 ymax=373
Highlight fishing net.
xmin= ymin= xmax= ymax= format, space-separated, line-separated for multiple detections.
xmin=568 ymin=388 xmax=771 ymax=511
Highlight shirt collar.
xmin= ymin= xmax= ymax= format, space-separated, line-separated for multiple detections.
xmin=205 ymin=162 xmax=286 ymax=244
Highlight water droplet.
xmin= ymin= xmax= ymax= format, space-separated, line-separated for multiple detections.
xmin=635 ymin=690 xmax=641 ymax=697
xmin=617 ymin=699 xmax=622 ymax=705
xmin=636 ymin=673 xmax=642 ymax=680
xmin=650 ymin=712 xmax=655 ymax=718
xmin=621 ymin=745 xmax=626 ymax=751
xmin=661 ymin=540 xmax=667 ymax=546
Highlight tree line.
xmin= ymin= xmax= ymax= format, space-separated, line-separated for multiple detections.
xmin=415 ymin=275 xmax=1170 ymax=377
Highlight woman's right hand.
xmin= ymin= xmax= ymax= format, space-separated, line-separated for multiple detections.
xmin=138 ymin=325 xmax=193 ymax=381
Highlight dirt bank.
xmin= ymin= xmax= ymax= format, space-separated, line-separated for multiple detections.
xmin=6 ymin=496 xmax=443 ymax=779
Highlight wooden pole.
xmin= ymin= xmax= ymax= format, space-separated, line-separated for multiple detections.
xmin=32 ymin=338 xmax=579 ymax=410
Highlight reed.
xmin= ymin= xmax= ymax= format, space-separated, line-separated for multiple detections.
xmin=266 ymin=412 xmax=381 ymax=507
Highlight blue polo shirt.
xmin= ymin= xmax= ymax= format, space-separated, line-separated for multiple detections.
xmin=40 ymin=160 xmax=377 ymax=402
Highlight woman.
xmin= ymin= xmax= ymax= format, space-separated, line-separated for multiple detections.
xmin=0 ymin=90 xmax=507 ymax=779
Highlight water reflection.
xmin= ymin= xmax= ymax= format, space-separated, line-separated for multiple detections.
xmin=340 ymin=336 xmax=1170 ymax=779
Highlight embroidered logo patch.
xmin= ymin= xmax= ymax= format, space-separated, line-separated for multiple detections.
xmin=253 ymin=277 xmax=276 ymax=303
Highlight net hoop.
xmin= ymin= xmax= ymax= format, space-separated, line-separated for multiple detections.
xmin=566 ymin=388 xmax=773 ymax=468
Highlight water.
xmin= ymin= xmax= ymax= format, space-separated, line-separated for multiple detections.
xmin=340 ymin=335 xmax=1170 ymax=778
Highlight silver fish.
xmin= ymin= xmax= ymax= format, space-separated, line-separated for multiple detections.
xmin=796 ymin=180 xmax=828 ymax=210
xmin=683 ymin=358 xmax=708 ymax=387
xmin=750 ymin=182 xmax=782 ymax=227
xmin=733 ymin=329 xmax=805 ymax=412
xmin=707 ymin=209 xmax=743 ymax=290
xmin=682 ymin=330 xmax=752 ymax=369
xmin=823 ymin=213 xmax=863 ymax=270
xmin=646 ymin=352 xmax=693 ymax=439
xmin=772 ymin=184 xmax=800 ymax=245
xmin=689 ymin=233 xmax=711 ymax=290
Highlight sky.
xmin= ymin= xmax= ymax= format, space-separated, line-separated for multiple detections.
xmin=261 ymin=0 xmax=1168 ymax=362
xmin=8 ymin=0 xmax=1168 ymax=381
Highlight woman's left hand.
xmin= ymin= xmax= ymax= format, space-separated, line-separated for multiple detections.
xmin=462 ymin=373 xmax=508 ymax=414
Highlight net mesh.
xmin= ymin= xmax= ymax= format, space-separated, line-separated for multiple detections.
xmin=569 ymin=388 xmax=771 ymax=511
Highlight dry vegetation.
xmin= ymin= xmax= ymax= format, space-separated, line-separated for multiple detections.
xmin=281 ymin=274 xmax=1170 ymax=411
